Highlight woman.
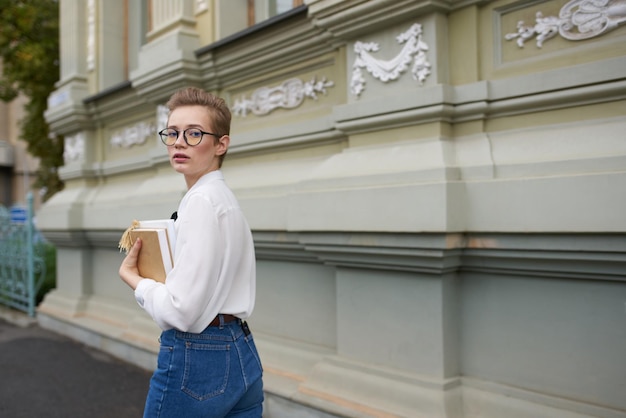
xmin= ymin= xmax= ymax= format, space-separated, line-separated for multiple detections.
xmin=119 ymin=87 xmax=263 ymax=417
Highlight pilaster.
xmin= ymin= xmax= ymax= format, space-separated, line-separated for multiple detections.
xmin=58 ymin=0 xmax=89 ymax=81
xmin=45 ymin=0 xmax=91 ymax=135
xmin=97 ymin=0 xmax=127 ymax=90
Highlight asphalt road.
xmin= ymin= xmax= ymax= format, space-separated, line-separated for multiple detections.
xmin=0 ymin=316 xmax=152 ymax=418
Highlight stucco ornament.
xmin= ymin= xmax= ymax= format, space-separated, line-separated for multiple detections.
xmin=110 ymin=121 xmax=156 ymax=148
xmin=505 ymin=0 xmax=626 ymax=48
xmin=63 ymin=133 xmax=85 ymax=164
xmin=232 ymin=76 xmax=334 ymax=117
xmin=350 ymin=23 xmax=431 ymax=97
xmin=195 ymin=0 xmax=208 ymax=13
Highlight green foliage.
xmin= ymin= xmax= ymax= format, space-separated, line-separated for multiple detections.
xmin=35 ymin=240 xmax=56 ymax=305
xmin=0 ymin=0 xmax=63 ymax=201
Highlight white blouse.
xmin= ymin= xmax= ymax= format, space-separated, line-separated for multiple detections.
xmin=134 ymin=170 xmax=256 ymax=333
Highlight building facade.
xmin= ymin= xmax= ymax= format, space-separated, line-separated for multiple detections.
xmin=38 ymin=0 xmax=626 ymax=417
xmin=0 ymin=89 xmax=41 ymax=210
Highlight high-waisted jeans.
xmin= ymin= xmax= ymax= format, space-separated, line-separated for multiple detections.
xmin=143 ymin=316 xmax=264 ymax=417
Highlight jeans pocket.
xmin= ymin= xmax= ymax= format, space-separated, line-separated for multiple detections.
xmin=181 ymin=341 xmax=230 ymax=401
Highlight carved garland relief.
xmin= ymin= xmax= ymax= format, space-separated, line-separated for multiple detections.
xmin=110 ymin=122 xmax=156 ymax=149
xmin=64 ymin=107 xmax=168 ymax=156
xmin=232 ymin=23 xmax=432 ymax=116
xmin=232 ymin=76 xmax=335 ymax=118
xmin=63 ymin=133 xmax=86 ymax=164
xmin=70 ymin=2 xmax=623 ymax=154
xmin=505 ymin=0 xmax=626 ymax=48
xmin=351 ymin=23 xmax=431 ymax=97
xmin=108 ymin=106 xmax=169 ymax=149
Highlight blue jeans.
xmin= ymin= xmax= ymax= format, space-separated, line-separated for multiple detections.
xmin=143 ymin=316 xmax=264 ymax=417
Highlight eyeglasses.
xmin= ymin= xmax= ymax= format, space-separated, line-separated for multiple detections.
xmin=158 ymin=128 xmax=221 ymax=146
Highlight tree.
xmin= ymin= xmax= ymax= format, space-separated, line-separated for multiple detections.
xmin=0 ymin=0 xmax=63 ymax=201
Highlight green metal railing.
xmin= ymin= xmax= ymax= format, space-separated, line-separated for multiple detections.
xmin=0 ymin=192 xmax=46 ymax=317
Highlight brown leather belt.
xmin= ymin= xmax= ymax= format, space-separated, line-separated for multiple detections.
xmin=208 ymin=314 xmax=238 ymax=327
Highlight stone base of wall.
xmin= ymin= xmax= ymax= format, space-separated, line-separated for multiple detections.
xmin=37 ymin=289 xmax=626 ymax=418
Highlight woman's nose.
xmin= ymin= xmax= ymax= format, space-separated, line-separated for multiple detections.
xmin=174 ymin=131 xmax=186 ymax=146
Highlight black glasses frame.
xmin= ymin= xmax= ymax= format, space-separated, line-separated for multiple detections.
xmin=158 ymin=128 xmax=222 ymax=146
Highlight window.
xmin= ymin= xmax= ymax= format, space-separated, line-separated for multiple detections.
xmin=273 ymin=0 xmax=298 ymax=15
xmin=248 ymin=0 xmax=304 ymax=26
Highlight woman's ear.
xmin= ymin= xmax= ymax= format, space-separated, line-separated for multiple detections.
xmin=217 ymin=135 xmax=230 ymax=156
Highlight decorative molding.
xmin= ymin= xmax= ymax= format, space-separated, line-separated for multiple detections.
xmin=253 ymin=231 xmax=626 ymax=281
xmin=505 ymin=0 xmax=626 ymax=48
xmin=63 ymin=133 xmax=86 ymax=164
xmin=109 ymin=105 xmax=169 ymax=149
xmin=195 ymin=0 xmax=209 ymax=14
xmin=350 ymin=23 xmax=431 ymax=97
xmin=110 ymin=121 xmax=155 ymax=149
xmin=232 ymin=76 xmax=335 ymax=118
xmin=87 ymin=0 xmax=95 ymax=71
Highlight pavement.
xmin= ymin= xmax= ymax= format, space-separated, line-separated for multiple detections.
xmin=0 ymin=308 xmax=152 ymax=418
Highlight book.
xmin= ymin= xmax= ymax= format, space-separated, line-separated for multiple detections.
xmin=119 ymin=219 xmax=176 ymax=283
xmin=136 ymin=219 xmax=177 ymax=254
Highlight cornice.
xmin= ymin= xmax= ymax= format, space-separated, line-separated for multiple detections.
xmin=196 ymin=12 xmax=334 ymax=90
xmin=45 ymin=77 xmax=93 ymax=136
xmin=131 ymin=60 xmax=204 ymax=104
xmin=84 ymin=230 xmax=125 ymax=249
xmin=39 ymin=225 xmax=626 ymax=281
xmin=332 ymin=56 xmax=626 ymax=134
xmin=253 ymin=231 xmax=626 ymax=280
xmin=255 ymin=231 xmax=465 ymax=274
xmin=130 ymin=28 xmax=204 ymax=103
xmin=82 ymin=84 xmax=148 ymax=123
xmin=462 ymin=233 xmax=626 ymax=282
xmin=39 ymin=230 xmax=90 ymax=248
xmin=44 ymin=104 xmax=93 ymax=137
xmin=195 ymin=6 xmax=308 ymax=55
xmin=253 ymin=231 xmax=321 ymax=263
xmin=82 ymin=81 xmax=132 ymax=104
xmin=41 ymin=229 xmax=130 ymax=249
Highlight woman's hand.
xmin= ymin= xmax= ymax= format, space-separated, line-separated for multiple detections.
xmin=119 ymin=238 xmax=144 ymax=290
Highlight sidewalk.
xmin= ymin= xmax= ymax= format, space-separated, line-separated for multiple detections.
xmin=0 ymin=308 xmax=152 ymax=418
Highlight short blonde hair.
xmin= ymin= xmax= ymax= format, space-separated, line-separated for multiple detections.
xmin=166 ymin=87 xmax=231 ymax=166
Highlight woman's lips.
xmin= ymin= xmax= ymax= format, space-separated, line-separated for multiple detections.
xmin=172 ymin=153 xmax=189 ymax=163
